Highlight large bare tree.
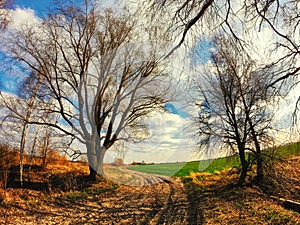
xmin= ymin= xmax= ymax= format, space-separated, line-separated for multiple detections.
xmin=193 ymin=36 xmax=276 ymax=184
xmin=1 ymin=0 xmax=169 ymax=180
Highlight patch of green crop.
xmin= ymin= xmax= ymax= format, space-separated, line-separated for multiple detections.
xmin=127 ymin=156 xmax=240 ymax=177
xmin=127 ymin=162 xmax=186 ymax=176
xmin=174 ymin=156 xmax=240 ymax=176
xmin=273 ymin=142 xmax=300 ymax=158
xmin=127 ymin=142 xmax=300 ymax=177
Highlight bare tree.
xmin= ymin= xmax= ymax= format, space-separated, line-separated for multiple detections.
xmin=193 ymin=36 xmax=276 ymax=184
xmin=1 ymin=0 xmax=169 ymax=180
xmin=149 ymin=0 xmax=299 ymax=174
xmin=0 ymin=72 xmax=46 ymax=186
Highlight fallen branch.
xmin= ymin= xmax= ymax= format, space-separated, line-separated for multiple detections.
xmin=270 ymin=196 xmax=300 ymax=213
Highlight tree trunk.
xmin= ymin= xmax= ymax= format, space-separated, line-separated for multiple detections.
xmin=28 ymin=128 xmax=39 ymax=182
xmin=88 ymin=165 xmax=98 ymax=181
xmin=238 ymin=147 xmax=248 ymax=186
xmin=238 ymin=163 xmax=248 ymax=186
xmin=97 ymin=148 xmax=106 ymax=176
xmin=20 ymin=123 xmax=29 ymax=187
xmin=86 ymin=142 xmax=106 ymax=181
xmin=249 ymin=122 xmax=263 ymax=182
xmin=255 ymin=147 xmax=263 ymax=182
xmin=41 ymin=134 xmax=50 ymax=170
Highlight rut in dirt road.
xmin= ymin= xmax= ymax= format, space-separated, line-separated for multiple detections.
xmin=71 ymin=177 xmax=205 ymax=225
xmin=104 ymin=168 xmax=205 ymax=224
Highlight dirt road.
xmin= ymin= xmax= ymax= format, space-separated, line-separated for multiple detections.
xmin=1 ymin=170 xmax=203 ymax=225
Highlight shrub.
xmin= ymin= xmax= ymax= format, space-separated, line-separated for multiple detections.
xmin=0 ymin=144 xmax=18 ymax=189
xmin=49 ymin=172 xmax=78 ymax=192
xmin=43 ymin=150 xmax=69 ymax=168
xmin=111 ymin=158 xmax=124 ymax=166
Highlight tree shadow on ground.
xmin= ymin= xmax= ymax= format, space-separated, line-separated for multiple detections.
xmin=7 ymin=166 xmax=100 ymax=193
xmin=181 ymin=175 xmax=243 ymax=224
xmin=182 ymin=178 xmax=206 ymax=225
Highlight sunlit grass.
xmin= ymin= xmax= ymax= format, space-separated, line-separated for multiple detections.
xmin=127 ymin=156 xmax=240 ymax=177
xmin=128 ymin=142 xmax=300 ymax=177
xmin=266 ymin=142 xmax=300 ymax=159
xmin=126 ymin=162 xmax=186 ymax=176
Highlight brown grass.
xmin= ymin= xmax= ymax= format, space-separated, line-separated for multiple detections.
xmin=0 ymin=153 xmax=299 ymax=224
xmin=183 ymin=155 xmax=300 ymax=224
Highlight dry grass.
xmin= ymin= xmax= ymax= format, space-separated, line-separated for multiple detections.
xmin=0 ymin=160 xmax=92 ymax=204
xmin=0 ymin=154 xmax=299 ymax=224
xmin=184 ymin=155 xmax=300 ymax=224
xmin=260 ymin=155 xmax=300 ymax=200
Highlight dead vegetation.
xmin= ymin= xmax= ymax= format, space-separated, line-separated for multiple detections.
xmin=0 ymin=151 xmax=299 ymax=224
xmin=260 ymin=156 xmax=300 ymax=200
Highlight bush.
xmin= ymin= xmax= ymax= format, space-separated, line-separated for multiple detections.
xmin=43 ymin=150 xmax=69 ymax=168
xmin=49 ymin=172 xmax=78 ymax=192
xmin=0 ymin=144 xmax=18 ymax=189
xmin=260 ymin=161 xmax=294 ymax=198
xmin=111 ymin=158 xmax=124 ymax=166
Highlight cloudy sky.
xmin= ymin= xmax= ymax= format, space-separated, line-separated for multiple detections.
xmin=1 ymin=0 xmax=299 ymax=165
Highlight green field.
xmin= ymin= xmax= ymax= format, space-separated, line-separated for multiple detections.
xmin=127 ymin=156 xmax=240 ymax=177
xmin=264 ymin=142 xmax=300 ymax=159
xmin=127 ymin=142 xmax=300 ymax=177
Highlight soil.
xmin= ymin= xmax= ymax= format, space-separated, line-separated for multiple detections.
xmin=0 ymin=157 xmax=299 ymax=225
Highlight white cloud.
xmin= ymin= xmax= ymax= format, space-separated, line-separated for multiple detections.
xmin=8 ymin=7 xmax=40 ymax=30
xmin=107 ymin=111 xmax=199 ymax=164
xmin=273 ymin=81 xmax=300 ymax=130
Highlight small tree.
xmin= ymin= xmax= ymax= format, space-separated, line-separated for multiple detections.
xmin=193 ymin=36 xmax=276 ymax=184
xmin=0 ymin=72 xmax=45 ymax=186
xmin=112 ymin=158 xmax=124 ymax=166
xmin=0 ymin=71 xmax=66 ymax=185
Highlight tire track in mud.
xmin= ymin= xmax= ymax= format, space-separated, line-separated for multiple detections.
xmin=116 ymin=168 xmax=171 ymax=186
xmin=104 ymin=169 xmax=192 ymax=224
xmin=149 ymin=179 xmax=189 ymax=225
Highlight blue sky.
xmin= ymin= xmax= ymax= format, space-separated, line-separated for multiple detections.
xmin=190 ymin=38 xmax=213 ymax=66
xmin=164 ymin=103 xmax=189 ymax=118
xmin=14 ymin=0 xmax=53 ymax=17
xmin=1 ymin=0 xmax=87 ymax=93
xmin=1 ymin=1 xmax=53 ymax=92
xmin=14 ymin=0 xmax=85 ymax=17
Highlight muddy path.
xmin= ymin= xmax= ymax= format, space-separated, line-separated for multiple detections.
xmin=1 ymin=171 xmax=204 ymax=225
xmin=113 ymin=167 xmax=171 ymax=186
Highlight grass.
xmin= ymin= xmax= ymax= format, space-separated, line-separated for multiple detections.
xmin=0 ymin=144 xmax=299 ymax=224
xmin=183 ymin=171 xmax=300 ymax=225
xmin=127 ymin=162 xmax=186 ymax=176
xmin=265 ymin=142 xmax=300 ymax=159
xmin=55 ymin=184 xmax=118 ymax=204
xmin=104 ymin=166 xmax=136 ymax=184
xmin=127 ymin=142 xmax=300 ymax=177
xmin=127 ymin=155 xmax=240 ymax=177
